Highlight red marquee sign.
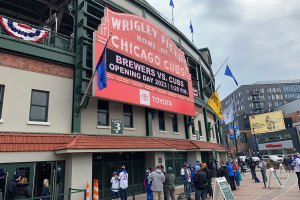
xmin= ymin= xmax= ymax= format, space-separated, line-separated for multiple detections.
xmin=93 ymin=8 xmax=195 ymax=116
xmin=265 ymin=144 xmax=283 ymax=148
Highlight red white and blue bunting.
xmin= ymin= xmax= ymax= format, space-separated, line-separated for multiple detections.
xmin=0 ymin=16 xmax=48 ymax=42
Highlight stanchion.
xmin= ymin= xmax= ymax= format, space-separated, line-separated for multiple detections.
xmin=86 ymin=181 xmax=90 ymax=200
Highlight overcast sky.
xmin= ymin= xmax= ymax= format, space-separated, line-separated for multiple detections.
xmin=146 ymin=0 xmax=300 ymax=99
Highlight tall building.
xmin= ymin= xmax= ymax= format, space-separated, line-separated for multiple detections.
xmin=221 ymin=80 xmax=300 ymax=156
xmin=222 ymin=80 xmax=300 ymax=117
xmin=0 ymin=0 xmax=227 ymax=199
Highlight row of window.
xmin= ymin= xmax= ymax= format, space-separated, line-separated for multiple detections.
xmin=98 ymin=100 xmax=179 ymax=132
xmin=0 ymin=85 xmax=49 ymax=122
xmin=283 ymin=85 xmax=300 ymax=93
xmin=284 ymin=93 xmax=300 ymax=100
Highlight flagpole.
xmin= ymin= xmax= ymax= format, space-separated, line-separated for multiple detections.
xmin=172 ymin=7 xmax=174 ymax=25
xmin=191 ymin=84 xmax=221 ymax=122
xmin=192 ymin=32 xmax=194 ymax=43
xmin=208 ymin=118 xmax=221 ymax=132
xmin=80 ymin=35 xmax=112 ymax=107
xmin=203 ymin=57 xmax=229 ymax=89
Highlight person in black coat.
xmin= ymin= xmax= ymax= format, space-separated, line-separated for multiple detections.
xmin=217 ymin=161 xmax=229 ymax=183
xmin=41 ymin=179 xmax=50 ymax=200
xmin=193 ymin=165 xmax=208 ymax=200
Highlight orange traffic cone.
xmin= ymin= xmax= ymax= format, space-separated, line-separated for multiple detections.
xmin=93 ymin=179 xmax=99 ymax=200
xmin=85 ymin=181 xmax=90 ymax=200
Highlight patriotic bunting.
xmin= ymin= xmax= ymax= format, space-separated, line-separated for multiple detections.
xmin=0 ymin=16 xmax=48 ymax=42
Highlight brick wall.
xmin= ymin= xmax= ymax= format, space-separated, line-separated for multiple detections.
xmin=0 ymin=52 xmax=73 ymax=79
xmin=285 ymin=112 xmax=300 ymax=123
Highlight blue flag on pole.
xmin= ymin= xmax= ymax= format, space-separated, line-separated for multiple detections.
xmin=169 ymin=0 xmax=174 ymax=7
xmin=189 ymin=19 xmax=193 ymax=33
xmin=224 ymin=65 xmax=238 ymax=86
xmin=96 ymin=48 xmax=107 ymax=90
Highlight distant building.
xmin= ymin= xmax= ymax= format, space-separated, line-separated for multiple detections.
xmin=221 ymin=80 xmax=300 ymax=156
xmin=222 ymin=79 xmax=300 ymax=117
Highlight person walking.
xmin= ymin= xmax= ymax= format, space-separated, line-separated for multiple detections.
xmin=111 ymin=171 xmax=120 ymax=200
xmin=193 ymin=165 xmax=207 ymax=200
xmin=181 ymin=162 xmax=192 ymax=200
xmin=145 ymin=168 xmax=153 ymax=200
xmin=119 ymin=164 xmax=128 ymax=200
xmin=291 ymin=153 xmax=300 ymax=190
xmin=148 ymin=165 xmax=165 ymax=200
xmin=164 ymin=167 xmax=175 ymax=200
xmin=226 ymin=162 xmax=236 ymax=191
xmin=259 ymin=160 xmax=268 ymax=185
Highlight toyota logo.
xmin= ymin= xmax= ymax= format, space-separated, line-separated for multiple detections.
xmin=141 ymin=94 xmax=149 ymax=101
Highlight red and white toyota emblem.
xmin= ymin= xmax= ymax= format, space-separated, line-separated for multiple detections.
xmin=141 ymin=94 xmax=149 ymax=101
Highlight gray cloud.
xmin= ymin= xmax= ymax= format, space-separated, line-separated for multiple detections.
xmin=146 ymin=0 xmax=300 ymax=99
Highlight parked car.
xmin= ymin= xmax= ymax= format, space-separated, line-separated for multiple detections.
xmin=238 ymin=156 xmax=247 ymax=162
xmin=251 ymin=157 xmax=261 ymax=162
xmin=262 ymin=155 xmax=283 ymax=162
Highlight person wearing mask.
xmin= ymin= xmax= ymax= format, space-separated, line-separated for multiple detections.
xmin=145 ymin=168 xmax=153 ymax=200
xmin=193 ymin=165 xmax=207 ymax=200
xmin=291 ymin=153 xmax=300 ymax=190
xmin=226 ymin=162 xmax=236 ymax=191
xmin=41 ymin=179 xmax=50 ymax=200
xmin=181 ymin=162 xmax=192 ymax=200
xmin=148 ymin=165 xmax=165 ymax=200
xmin=111 ymin=171 xmax=120 ymax=200
xmin=119 ymin=164 xmax=128 ymax=200
xmin=164 ymin=167 xmax=175 ymax=200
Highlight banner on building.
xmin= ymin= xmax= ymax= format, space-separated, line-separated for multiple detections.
xmin=207 ymin=91 xmax=223 ymax=119
xmin=93 ymin=8 xmax=195 ymax=116
xmin=0 ymin=16 xmax=48 ymax=42
xmin=249 ymin=110 xmax=286 ymax=134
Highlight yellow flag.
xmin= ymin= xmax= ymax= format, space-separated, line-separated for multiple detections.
xmin=207 ymin=91 xmax=223 ymax=119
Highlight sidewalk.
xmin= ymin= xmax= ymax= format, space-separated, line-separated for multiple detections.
xmin=130 ymin=169 xmax=299 ymax=200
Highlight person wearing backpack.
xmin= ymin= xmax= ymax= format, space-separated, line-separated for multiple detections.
xmin=193 ymin=165 xmax=207 ymax=200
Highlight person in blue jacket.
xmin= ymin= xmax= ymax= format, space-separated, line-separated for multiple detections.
xmin=144 ymin=168 xmax=153 ymax=200
xmin=226 ymin=162 xmax=236 ymax=191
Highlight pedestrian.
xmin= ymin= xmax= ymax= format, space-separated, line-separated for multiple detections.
xmin=148 ymin=165 xmax=165 ymax=200
xmin=164 ymin=167 xmax=175 ymax=200
xmin=226 ymin=161 xmax=236 ymax=191
xmin=41 ymin=179 xmax=50 ymax=200
xmin=111 ymin=171 xmax=120 ymax=200
xmin=283 ymin=156 xmax=289 ymax=172
xmin=291 ymin=153 xmax=300 ymax=190
xmin=249 ymin=158 xmax=259 ymax=182
xmin=232 ymin=160 xmax=241 ymax=189
xmin=7 ymin=171 xmax=30 ymax=200
xmin=145 ymin=168 xmax=153 ymax=200
xmin=193 ymin=165 xmax=207 ymax=200
xmin=181 ymin=162 xmax=192 ymax=200
xmin=217 ymin=161 xmax=229 ymax=183
xmin=202 ymin=163 xmax=213 ymax=199
xmin=190 ymin=166 xmax=196 ymax=192
xmin=259 ymin=160 xmax=268 ymax=185
xmin=119 ymin=164 xmax=128 ymax=200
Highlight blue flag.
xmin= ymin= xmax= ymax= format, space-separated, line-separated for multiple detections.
xmin=169 ymin=0 xmax=174 ymax=7
xmin=224 ymin=65 xmax=238 ymax=86
xmin=96 ymin=48 xmax=107 ymax=90
xmin=189 ymin=19 xmax=193 ymax=33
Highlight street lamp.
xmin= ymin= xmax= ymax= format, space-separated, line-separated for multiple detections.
xmin=252 ymin=128 xmax=259 ymax=156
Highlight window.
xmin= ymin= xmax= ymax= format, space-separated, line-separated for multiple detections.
xmin=246 ymin=89 xmax=249 ymax=94
xmin=171 ymin=113 xmax=178 ymax=132
xmin=123 ymin=104 xmax=133 ymax=128
xmin=198 ymin=121 xmax=203 ymax=136
xmin=268 ymin=102 xmax=273 ymax=107
xmin=97 ymin=100 xmax=109 ymax=126
xmin=158 ymin=111 xmax=165 ymax=131
xmin=191 ymin=120 xmax=195 ymax=135
xmin=0 ymin=85 xmax=4 ymax=119
xmin=29 ymin=90 xmax=49 ymax=122
xmin=276 ymin=87 xmax=281 ymax=93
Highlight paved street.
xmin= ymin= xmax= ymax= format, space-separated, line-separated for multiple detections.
xmin=133 ymin=169 xmax=299 ymax=200
xmin=232 ymin=169 xmax=299 ymax=200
